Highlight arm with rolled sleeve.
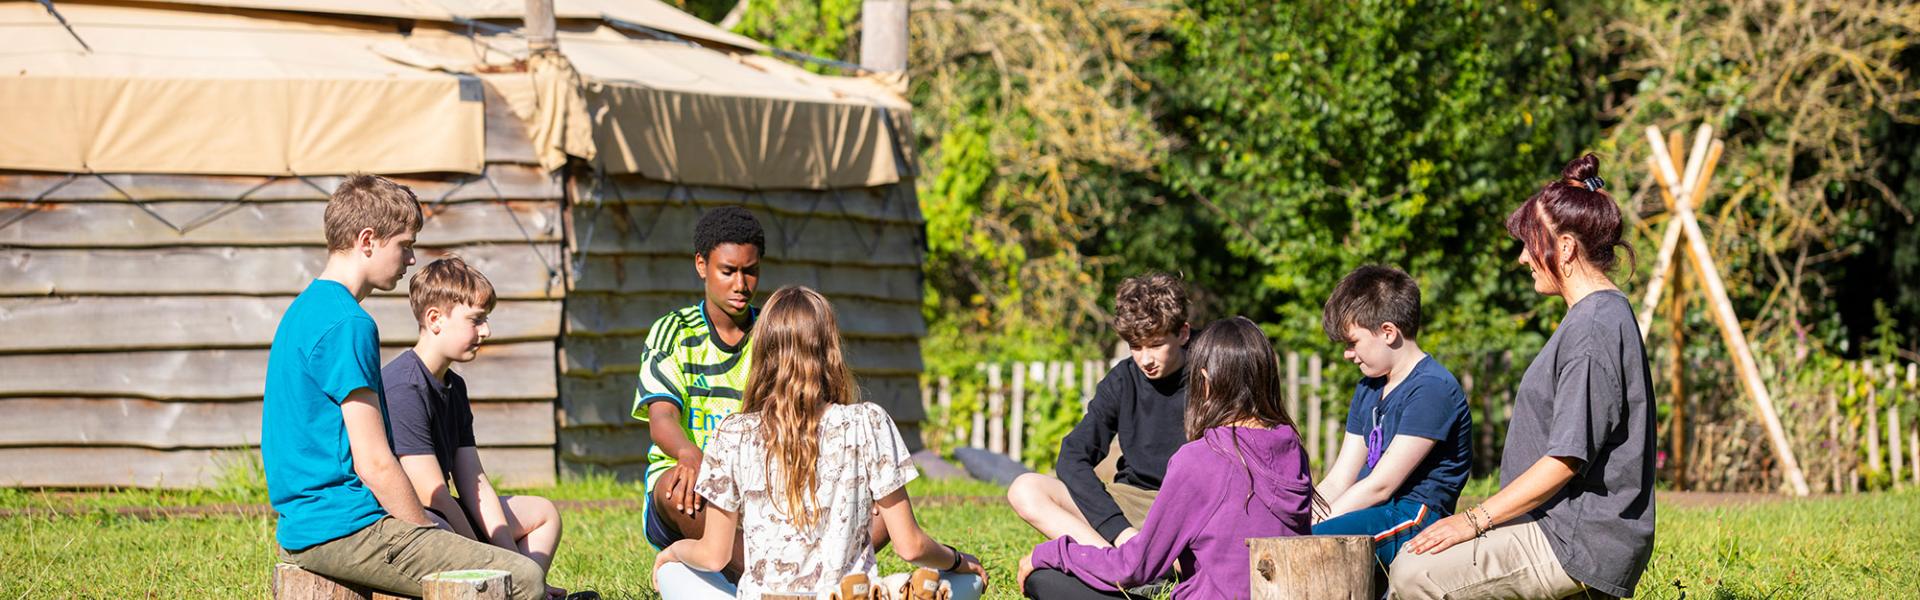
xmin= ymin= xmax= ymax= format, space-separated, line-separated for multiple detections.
xmin=1030 ymin=451 xmax=1216 ymax=591
xmin=1055 ymin=371 xmax=1128 ymax=543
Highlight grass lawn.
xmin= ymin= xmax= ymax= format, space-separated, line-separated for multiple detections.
xmin=2 ymin=477 xmax=1915 ymax=599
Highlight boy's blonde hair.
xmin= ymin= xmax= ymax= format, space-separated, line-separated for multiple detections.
xmin=324 ymin=174 xmax=423 ymax=251
xmin=408 ymin=257 xmax=497 ymax=325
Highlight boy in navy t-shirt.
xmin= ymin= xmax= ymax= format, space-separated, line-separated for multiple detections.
xmin=1312 ymin=265 xmax=1472 ymax=568
xmin=262 ymin=175 xmax=546 ymax=600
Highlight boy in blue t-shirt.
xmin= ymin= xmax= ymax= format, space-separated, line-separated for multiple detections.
xmin=1312 ymin=265 xmax=1472 ymax=569
xmin=261 ymin=175 xmax=546 ymax=600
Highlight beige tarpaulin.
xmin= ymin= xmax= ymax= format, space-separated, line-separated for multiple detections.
xmin=0 ymin=2 xmax=486 ymax=175
xmin=1 ymin=0 xmax=912 ymax=189
xmin=139 ymin=0 xmax=767 ymax=52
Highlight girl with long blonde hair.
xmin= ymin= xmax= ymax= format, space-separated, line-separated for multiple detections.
xmin=654 ymin=286 xmax=987 ymax=599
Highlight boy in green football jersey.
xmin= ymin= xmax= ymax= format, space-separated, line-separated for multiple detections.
xmin=637 ymin=207 xmax=898 ymax=569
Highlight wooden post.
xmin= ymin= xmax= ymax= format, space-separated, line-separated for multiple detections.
xmin=1829 ymin=394 xmax=1843 ymax=493
xmin=1009 ymin=362 xmax=1026 ymax=461
xmin=1890 ymin=403 xmax=1903 ymax=489
xmin=1083 ymin=359 xmax=1100 ymax=410
xmin=1866 ymin=362 xmax=1882 ymax=476
xmin=987 ymin=363 xmax=1004 ymax=454
xmin=1323 ymin=419 xmax=1339 ymax=475
xmin=421 ymin=570 xmax=511 ymax=600
xmin=859 ymin=0 xmax=909 ymax=73
xmin=1646 ymin=126 xmax=1809 ymax=496
xmin=1248 ymin=536 xmax=1373 ymax=600
xmin=524 ymin=0 xmax=556 ymax=52
xmin=937 ymin=375 xmax=953 ymax=451
xmin=1059 ymin=361 xmax=1076 ymax=411
xmin=1286 ymin=351 xmax=1302 ymax=425
xmin=271 ymin=564 xmax=408 ymax=600
xmin=1668 ymin=266 xmax=1688 ymax=489
xmin=1306 ymin=355 xmax=1323 ymax=469
xmin=970 ymin=365 xmax=986 ymax=449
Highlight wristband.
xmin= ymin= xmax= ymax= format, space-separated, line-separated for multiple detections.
xmin=943 ymin=543 xmax=964 ymax=572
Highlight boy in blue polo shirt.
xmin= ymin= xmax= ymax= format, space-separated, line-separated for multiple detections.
xmin=262 ymin=175 xmax=546 ymax=600
xmin=1312 ymin=265 xmax=1473 ymax=569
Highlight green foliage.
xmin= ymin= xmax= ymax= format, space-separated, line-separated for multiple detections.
xmin=1142 ymin=0 xmax=1593 ymax=360
xmin=729 ymin=0 xmax=863 ymax=73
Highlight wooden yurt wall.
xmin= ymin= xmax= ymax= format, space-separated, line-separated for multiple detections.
xmin=0 ymin=96 xmax=567 ymax=488
xmin=556 ymin=177 xmax=928 ymax=481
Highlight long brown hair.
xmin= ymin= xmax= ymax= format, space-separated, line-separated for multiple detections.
xmin=740 ymin=286 xmax=860 ymax=529
xmin=1184 ymin=317 xmax=1297 ymax=440
xmin=1183 ymin=317 xmax=1320 ymax=511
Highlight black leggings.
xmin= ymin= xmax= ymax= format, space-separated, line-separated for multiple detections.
xmin=1023 ymin=569 xmax=1129 ymax=600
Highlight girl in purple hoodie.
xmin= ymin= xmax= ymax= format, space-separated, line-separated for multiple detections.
xmin=1018 ymin=316 xmax=1317 ymax=599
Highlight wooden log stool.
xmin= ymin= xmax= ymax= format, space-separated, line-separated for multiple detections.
xmin=273 ymin=564 xmax=511 ymax=600
xmin=1247 ymin=535 xmax=1374 ymax=599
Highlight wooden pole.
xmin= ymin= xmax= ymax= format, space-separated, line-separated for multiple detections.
xmin=1009 ymin=362 xmax=1025 ymax=461
xmin=970 ymin=365 xmax=986 ymax=449
xmin=1866 ymin=362 xmax=1882 ymax=477
xmin=1324 ymin=419 xmax=1340 ymax=475
xmin=1306 ymin=355 xmax=1323 ymax=469
xmin=937 ymin=375 xmax=953 ymax=452
xmin=1829 ymin=394 xmax=1843 ymax=493
xmin=1248 ymin=536 xmax=1374 ymax=599
xmin=1646 ymin=126 xmax=1810 ymax=496
xmin=1891 ymin=403 xmax=1904 ymax=489
xmin=1668 ymin=263 xmax=1688 ymax=489
xmin=1287 ymin=351 xmax=1302 ymax=424
xmin=987 ymin=363 xmax=1004 ymax=454
xmin=859 ymin=0 xmax=909 ymax=73
xmin=524 ymin=0 xmax=556 ymax=52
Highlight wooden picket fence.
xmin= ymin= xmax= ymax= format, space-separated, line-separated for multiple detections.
xmin=920 ymin=350 xmax=1920 ymax=494
xmin=918 ymin=351 xmax=1516 ymax=478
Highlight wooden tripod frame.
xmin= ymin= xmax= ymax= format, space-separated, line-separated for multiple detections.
xmin=1638 ymin=124 xmax=1810 ymax=496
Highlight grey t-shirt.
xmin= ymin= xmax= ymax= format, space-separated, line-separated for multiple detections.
xmin=1499 ymin=290 xmax=1656 ymax=597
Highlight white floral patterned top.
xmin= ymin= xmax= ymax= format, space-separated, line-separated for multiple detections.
xmin=695 ymin=401 xmax=918 ymax=599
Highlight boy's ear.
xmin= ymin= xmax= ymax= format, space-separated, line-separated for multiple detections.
xmin=693 ymin=252 xmax=709 ymax=279
xmin=1176 ymin=322 xmax=1192 ymax=345
xmin=355 ymin=227 xmax=378 ymax=257
xmin=422 ymin=305 xmax=444 ymax=334
xmin=1378 ymin=321 xmax=1402 ymax=345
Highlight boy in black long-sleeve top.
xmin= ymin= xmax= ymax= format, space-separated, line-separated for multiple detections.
xmin=1007 ymin=273 xmax=1193 ymax=547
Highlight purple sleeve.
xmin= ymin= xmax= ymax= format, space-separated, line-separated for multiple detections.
xmin=1030 ymin=447 xmax=1215 ymax=591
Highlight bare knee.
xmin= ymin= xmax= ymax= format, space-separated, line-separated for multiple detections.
xmin=1007 ymin=473 xmax=1051 ymax=518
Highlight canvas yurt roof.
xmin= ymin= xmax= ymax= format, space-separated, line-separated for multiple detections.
xmin=0 ymin=0 xmax=913 ymax=189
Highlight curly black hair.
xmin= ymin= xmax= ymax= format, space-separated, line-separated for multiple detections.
xmin=694 ymin=206 xmax=766 ymax=258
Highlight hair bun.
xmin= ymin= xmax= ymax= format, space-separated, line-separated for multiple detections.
xmin=1559 ymin=153 xmax=1601 ymax=182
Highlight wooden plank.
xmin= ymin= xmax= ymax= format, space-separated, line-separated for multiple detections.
xmin=571 ymin=203 xmax=922 ymax=266
xmin=558 ymin=424 xmax=652 ymax=464
xmin=0 ymin=244 xmax=565 ymax=299
xmin=558 ymin=456 xmax=648 ymax=482
xmin=592 ymin=177 xmax=921 ymax=224
xmin=476 ymin=446 xmax=556 ymax=488
xmin=570 ymin=255 xmax=922 ymax=303
xmin=422 ymin=570 xmax=511 ymax=600
xmin=557 ymin=372 xmax=924 ymax=428
xmin=0 ymin=341 xmax=556 ymax=400
xmin=0 ymin=447 xmax=250 ymax=488
xmin=559 ymin=335 xmax=920 ymax=377
xmin=0 ymin=398 xmax=552 ymax=448
xmin=563 ymin=293 xmax=923 ymax=339
xmin=0 ymin=297 xmax=561 ymax=352
xmin=0 ymin=200 xmax=561 ymax=248
xmin=0 ymin=165 xmax=561 ymax=202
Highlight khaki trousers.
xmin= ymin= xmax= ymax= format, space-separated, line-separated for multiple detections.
xmin=280 ymin=516 xmax=546 ymax=600
xmin=1387 ymin=518 xmax=1609 ymax=600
